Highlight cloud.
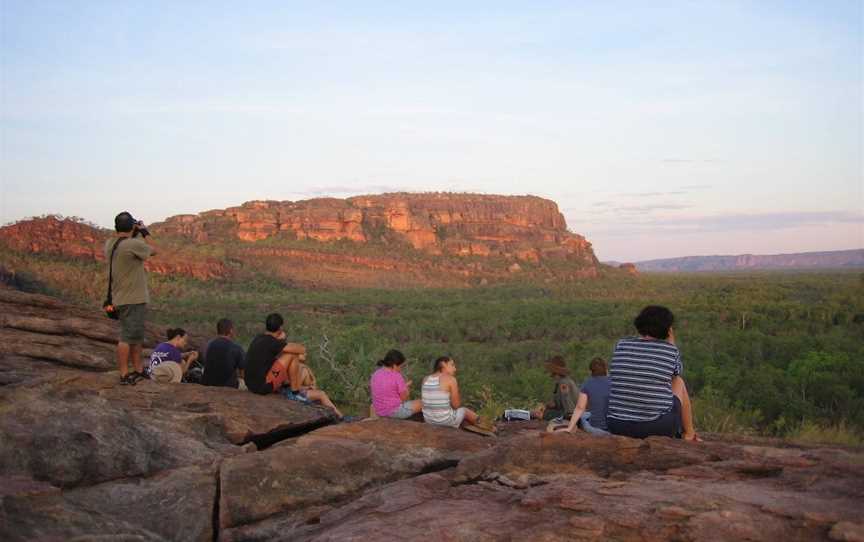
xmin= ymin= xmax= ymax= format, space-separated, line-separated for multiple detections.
xmin=661 ymin=159 xmax=725 ymax=165
xmin=622 ymin=191 xmax=687 ymax=197
xmin=288 ymin=185 xmax=407 ymax=197
xmin=617 ymin=204 xmax=692 ymax=213
xmin=570 ymin=210 xmax=863 ymax=236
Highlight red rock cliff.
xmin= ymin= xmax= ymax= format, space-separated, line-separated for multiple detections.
xmin=154 ymin=193 xmax=598 ymax=266
xmin=0 ymin=216 xmax=228 ymax=281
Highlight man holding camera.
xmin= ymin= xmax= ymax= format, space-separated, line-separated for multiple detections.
xmin=104 ymin=212 xmax=157 ymax=385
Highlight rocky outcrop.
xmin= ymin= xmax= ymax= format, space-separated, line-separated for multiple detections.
xmin=2 ymin=290 xmax=863 ymax=541
xmin=619 ymin=262 xmax=639 ymax=275
xmin=636 ymin=249 xmax=864 ymax=272
xmin=154 ymin=193 xmax=596 ymax=265
xmin=0 ymin=215 xmax=229 ymax=280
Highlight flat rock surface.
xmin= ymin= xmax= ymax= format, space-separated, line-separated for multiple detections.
xmin=2 ymin=290 xmax=863 ymax=541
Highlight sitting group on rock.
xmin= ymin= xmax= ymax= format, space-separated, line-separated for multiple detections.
xmin=549 ymin=304 xmax=700 ymax=441
xmin=137 ymin=303 xmax=698 ymax=440
xmin=369 ymin=350 xmax=495 ymax=433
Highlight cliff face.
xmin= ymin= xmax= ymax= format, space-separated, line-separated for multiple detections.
xmin=154 ymin=193 xmax=597 ymax=266
xmin=0 ymin=194 xmax=601 ymax=288
xmin=0 ymin=216 xmax=228 ymax=281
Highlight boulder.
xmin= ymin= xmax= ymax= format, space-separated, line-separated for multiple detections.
xmin=2 ymin=289 xmax=864 ymax=542
xmin=1 ymin=464 xmax=216 ymax=542
xmin=219 ymin=419 xmax=495 ymax=537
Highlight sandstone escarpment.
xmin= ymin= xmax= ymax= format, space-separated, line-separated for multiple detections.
xmin=154 ymin=193 xmax=598 ymax=266
xmin=1 ymin=194 xmax=603 ymax=288
xmin=0 ymin=215 xmax=229 ymax=281
xmin=2 ymin=289 xmax=863 ymax=541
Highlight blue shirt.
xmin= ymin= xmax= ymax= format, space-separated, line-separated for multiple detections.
xmin=580 ymin=376 xmax=610 ymax=430
xmin=148 ymin=342 xmax=182 ymax=375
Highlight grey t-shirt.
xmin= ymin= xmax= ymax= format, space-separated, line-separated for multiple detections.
xmin=581 ymin=376 xmax=610 ymax=430
xmin=104 ymin=237 xmax=152 ymax=306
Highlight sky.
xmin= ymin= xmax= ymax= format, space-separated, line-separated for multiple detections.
xmin=1 ymin=1 xmax=861 ymax=261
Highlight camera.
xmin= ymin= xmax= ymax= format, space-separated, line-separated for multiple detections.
xmin=132 ymin=220 xmax=150 ymax=238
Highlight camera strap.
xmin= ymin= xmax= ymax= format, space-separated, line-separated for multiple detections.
xmin=105 ymin=237 xmax=126 ymax=306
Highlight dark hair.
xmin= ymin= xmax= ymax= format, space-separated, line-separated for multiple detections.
xmin=589 ymin=357 xmax=607 ymax=377
xmin=265 ymin=313 xmax=284 ymax=333
xmin=216 ymin=318 xmax=234 ymax=336
xmin=114 ymin=212 xmax=135 ymax=233
xmin=634 ymin=305 xmax=675 ymax=340
xmin=378 ymin=349 xmax=406 ymax=367
xmin=432 ymin=356 xmax=452 ymax=373
xmin=166 ymin=327 xmax=186 ymax=340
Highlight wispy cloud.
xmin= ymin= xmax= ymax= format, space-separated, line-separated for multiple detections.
xmin=622 ymin=191 xmax=688 ymax=197
xmin=288 ymin=185 xmax=407 ymax=197
xmin=661 ymin=159 xmax=725 ymax=165
xmin=571 ymin=210 xmax=863 ymax=236
xmin=617 ymin=204 xmax=692 ymax=213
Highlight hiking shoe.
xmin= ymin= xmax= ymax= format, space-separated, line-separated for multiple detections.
xmin=475 ymin=416 xmax=497 ymax=433
xmin=129 ymin=371 xmax=148 ymax=383
xmin=119 ymin=374 xmax=137 ymax=386
xmin=462 ymin=423 xmax=497 ymax=438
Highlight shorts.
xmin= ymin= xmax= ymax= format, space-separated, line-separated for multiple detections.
xmin=385 ymin=401 xmax=415 ymax=420
xmin=117 ymin=304 xmax=147 ymax=344
xmin=151 ymin=361 xmax=183 ymax=384
xmin=607 ymin=397 xmax=683 ymax=439
xmin=265 ymin=359 xmax=289 ymax=393
xmin=423 ymin=407 xmax=466 ymax=429
xmin=281 ymin=387 xmax=311 ymax=404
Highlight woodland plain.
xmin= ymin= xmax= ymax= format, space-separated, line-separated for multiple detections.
xmin=3 ymin=246 xmax=863 ymax=444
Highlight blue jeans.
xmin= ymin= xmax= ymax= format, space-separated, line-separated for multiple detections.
xmin=579 ymin=412 xmax=611 ymax=436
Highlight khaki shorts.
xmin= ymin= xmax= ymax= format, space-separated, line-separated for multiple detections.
xmin=117 ymin=303 xmax=147 ymax=344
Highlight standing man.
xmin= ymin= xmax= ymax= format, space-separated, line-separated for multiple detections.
xmin=202 ymin=318 xmax=247 ymax=388
xmin=104 ymin=211 xmax=156 ymax=385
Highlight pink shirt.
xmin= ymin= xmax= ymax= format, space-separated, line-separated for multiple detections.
xmin=370 ymin=367 xmax=408 ymax=416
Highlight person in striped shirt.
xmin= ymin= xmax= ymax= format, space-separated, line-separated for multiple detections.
xmin=421 ymin=356 xmax=494 ymax=432
xmin=606 ymin=305 xmax=700 ymax=441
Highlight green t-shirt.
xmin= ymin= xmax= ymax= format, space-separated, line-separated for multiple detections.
xmin=104 ymin=237 xmax=152 ymax=306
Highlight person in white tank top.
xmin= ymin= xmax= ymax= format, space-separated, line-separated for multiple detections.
xmin=421 ymin=356 xmax=480 ymax=428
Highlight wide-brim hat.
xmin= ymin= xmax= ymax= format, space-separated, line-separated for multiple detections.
xmin=151 ymin=361 xmax=183 ymax=384
xmin=544 ymin=355 xmax=569 ymax=376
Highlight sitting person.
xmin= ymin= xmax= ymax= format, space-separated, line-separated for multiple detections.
xmin=533 ymin=355 xmax=580 ymax=420
xmin=244 ymin=313 xmax=344 ymax=418
xmin=555 ymin=357 xmax=611 ymax=436
xmin=370 ymin=350 xmax=422 ymax=419
xmin=148 ymin=327 xmax=199 ymax=384
xmin=244 ymin=313 xmax=299 ymax=395
xmin=281 ymin=345 xmax=344 ymax=419
xmin=201 ymin=318 xmax=246 ymax=389
xmin=606 ymin=305 xmax=700 ymax=441
xmin=422 ymin=356 xmax=492 ymax=431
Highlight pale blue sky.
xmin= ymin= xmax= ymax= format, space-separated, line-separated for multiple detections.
xmin=1 ymin=1 xmax=861 ymax=260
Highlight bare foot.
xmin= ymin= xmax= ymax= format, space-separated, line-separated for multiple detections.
xmin=683 ymin=432 xmax=703 ymax=442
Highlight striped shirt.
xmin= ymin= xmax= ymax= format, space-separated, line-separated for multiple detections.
xmin=607 ymin=337 xmax=682 ymax=422
xmin=421 ymin=375 xmax=460 ymax=427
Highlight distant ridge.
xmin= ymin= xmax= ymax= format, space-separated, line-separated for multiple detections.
xmin=635 ymin=249 xmax=864 ymax=272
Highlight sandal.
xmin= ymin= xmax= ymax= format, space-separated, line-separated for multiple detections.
xmin=129 ymin=371 xmax=148 ymax=383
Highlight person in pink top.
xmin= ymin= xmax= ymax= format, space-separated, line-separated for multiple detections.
xmin=370 ymin=350 xmax=421 ymax=419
